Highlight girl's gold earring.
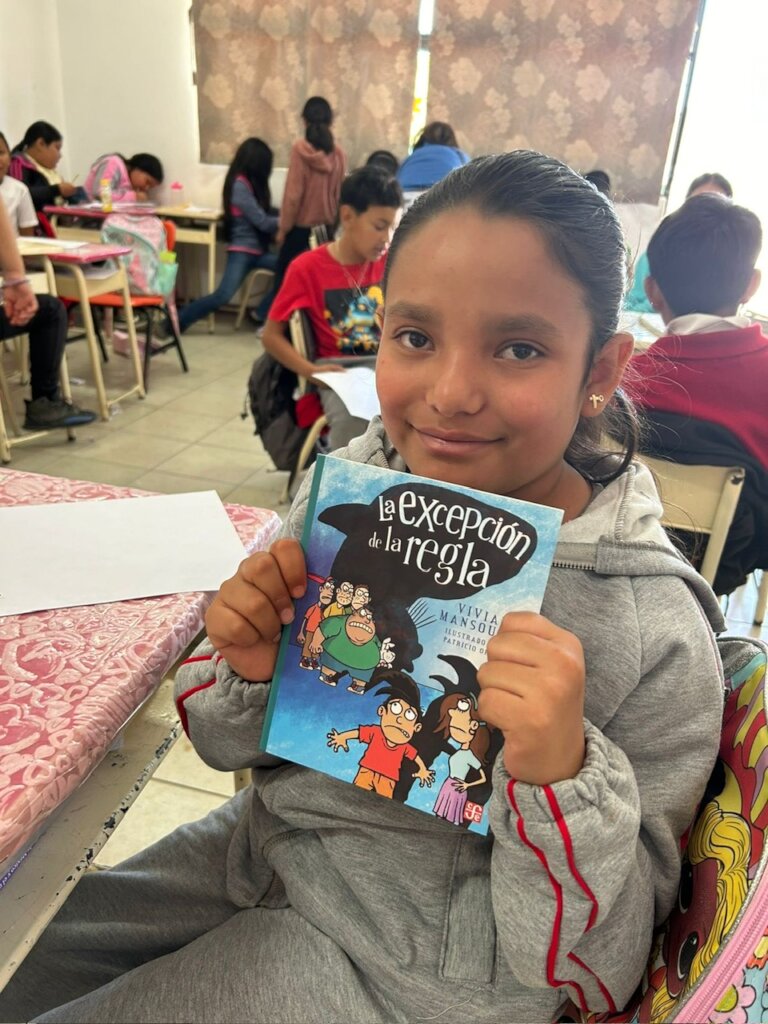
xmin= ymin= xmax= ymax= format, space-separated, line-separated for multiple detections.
xmin=589 ymin=394 xmax=605 ymax=410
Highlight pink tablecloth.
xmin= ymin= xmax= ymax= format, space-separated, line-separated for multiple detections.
xmin=0 ymin=470 xmax=281 ymax=872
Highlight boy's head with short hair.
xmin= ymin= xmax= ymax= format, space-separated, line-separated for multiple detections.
xmin=646 ymin=194 xmax=762 ymax=320
xmin=337 ymin=166 xmax=402 ymax=264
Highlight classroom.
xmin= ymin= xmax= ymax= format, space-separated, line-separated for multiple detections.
xmin=1 ymin=1 xmax=767 ymax=1021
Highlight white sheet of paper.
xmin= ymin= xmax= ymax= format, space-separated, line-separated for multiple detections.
xmin=312 ymin=367 xmax=380 ymax=420
xmin=0 ymin=491 xmax=247 ymax=617
xmin=17 ymin=237 xmax=86 ymax=251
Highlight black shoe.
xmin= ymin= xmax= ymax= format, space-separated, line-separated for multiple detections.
xmin=247 ymin=308 xmax=265 ymax=328
xmin=24 ymin=396 xmax=97 ymax=430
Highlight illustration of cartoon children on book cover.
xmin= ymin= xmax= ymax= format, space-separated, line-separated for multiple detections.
xmin=262 ymin=455 xmax=562 ymax=834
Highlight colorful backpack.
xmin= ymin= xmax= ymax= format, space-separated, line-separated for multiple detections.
xmin=100 ymin=214 xmax=177 ymax=297
xmin=580 ymin=634 xmax=768 ymax=1024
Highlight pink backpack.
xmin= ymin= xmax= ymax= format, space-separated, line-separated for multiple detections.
xmin=580 ymin=635 xmax=768 ymax=1023
xmin=100 ymin=214 xmax=177 ymax=296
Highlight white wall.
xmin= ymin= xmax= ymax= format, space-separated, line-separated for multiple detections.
xmin=0 ymin=0 xmax=68 ymax=166
xmin=0 ymin=0 xmax=285 ymax=208
xmin=665 ymin=0 xmax=768 ymax=310
xmin=55 ymin=0 xmax=221 ymax=205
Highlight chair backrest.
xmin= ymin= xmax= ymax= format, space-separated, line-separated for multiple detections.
xmin=309 ymin=225 xmax=329 ymax=249
xmin=162 ymin=218 xmax=176 ymax=252
xmin=289 ymin=309 xmax=316 ymax=397
xmin=641 ymin=455 xmax=746 ymax=587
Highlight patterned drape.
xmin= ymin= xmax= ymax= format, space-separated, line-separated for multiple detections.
xmin=192 ymin=0 xmax=420 ymax=169
xmin=427 ymin=0 xmax=699 ymax=203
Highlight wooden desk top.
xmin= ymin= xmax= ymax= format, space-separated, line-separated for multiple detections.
xmin=17 ymin=239 xmax=130 ymax=263
xmin=45 ymin=204 xmax=222 ymax=222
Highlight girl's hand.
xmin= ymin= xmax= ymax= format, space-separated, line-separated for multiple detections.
xmin=2 ymin=281 xmax=38 ymax=325
xmin=204 ymin=538 xmax=307 ymax=683
xmin=477 ymin=612 xmax=586 ymax=786
xmin=58 ymin=182 xmax=78 ymax=199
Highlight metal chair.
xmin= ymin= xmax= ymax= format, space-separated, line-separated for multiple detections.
xmin=88 ymin=219 xmax=188 ymax=388
xmin=279 ymin=310 xmax=328 ymax=503
xmin=640 ymin=455 xmax=746 ymax=588
xmin=234 ymin=267 xmax=274 ymax=331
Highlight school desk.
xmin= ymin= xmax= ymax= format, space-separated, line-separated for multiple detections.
xmin=0 ymin=468 xmax=281 ymax=990
xmin=17 ymin=238 xmax=146 ymax=421
xmin=47 ymin=204 xmax=224 ymax=333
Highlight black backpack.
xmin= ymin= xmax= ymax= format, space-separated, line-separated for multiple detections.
xmin=246 ymin=352 xmax=311 ymax=473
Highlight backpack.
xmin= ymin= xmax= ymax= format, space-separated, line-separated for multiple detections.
xmin=247 ymin=352 xmax=314 ymax=474
xmin=579 ymin=634 xmax=768 ymax=1024
xmin=100 ymin=214 xmax=178 ymax=296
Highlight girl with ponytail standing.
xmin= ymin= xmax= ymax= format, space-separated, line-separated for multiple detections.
xmin=252 ymin=96 xmax=346 ymax=324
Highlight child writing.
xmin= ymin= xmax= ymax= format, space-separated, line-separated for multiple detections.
xmin=1 ymin=151 xmax=726 ymax=1024
xmin=177 ymin=137 xmax=278 ymax=333
xmin=9 ymin=120 xmax=81 ymax=211
xmin=83 ymin=151 xmax=164 ymax=203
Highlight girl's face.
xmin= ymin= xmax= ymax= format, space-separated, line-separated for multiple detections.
xmin=376 ymin=210 xmax=631 ymax=515
xmin=0 ymin=138 xmax=10 ymax=182
xmin=28 ymin=137 xmax=62 ymax=169
xmin=129 ymin=168 xmax=159 ymax=193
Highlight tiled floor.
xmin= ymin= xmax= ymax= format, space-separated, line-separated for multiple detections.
xmin=3 ymin=319 xmax=767 ymax=867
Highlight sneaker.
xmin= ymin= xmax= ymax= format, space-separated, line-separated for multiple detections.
xmin=247 ymin=308 xmax=265 ymax=328
xmin=347 ymin=682 xmax=366 ymax=695
xmin=24 ymin=396 xmax=97 ymax=430
xmin=320 ymin=671 xmax=339 ymax=687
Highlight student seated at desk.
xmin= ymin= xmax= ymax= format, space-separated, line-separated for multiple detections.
xmin=629 ymin=192 xmax=768 ymax=594
xmin=84 ymin=152 xmax=163 ymax=203
xmin=262 ymin=165 xmax=401 ymax=450
xmin=9 ymin=121 xmax=82 ymax=212
xmin=396 ymin=121 xmax=470 ymax=191
xmin=625 ymin=172 xmax=733 ymax=313
xmin=0 ymin=132 xmax=37 ymax=236
xmin=177 ymin=138 xmax=277 ymax=333
xmin=630 ymin=192 xmax=767 ymax=472
xmin=0 ymin=200 xmax=95 ymax=429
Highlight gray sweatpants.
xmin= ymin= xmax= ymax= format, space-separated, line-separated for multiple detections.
xmin=0 ymin=790 xmax=399 ymax=1024
xmin=319 ymin=389 xmax=368 ymax=451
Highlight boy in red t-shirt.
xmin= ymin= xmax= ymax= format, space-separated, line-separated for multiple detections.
xmin=327 ymin=670 xmax=435 ymax=798
xmin=263 ymin=165 xmax=402 ymax=450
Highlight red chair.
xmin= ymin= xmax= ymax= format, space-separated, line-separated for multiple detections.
xmin=89 ymin=219 xmax=188 ymax=388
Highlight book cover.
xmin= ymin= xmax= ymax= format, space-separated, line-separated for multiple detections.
xmin=262 ymin=455 xmax=563 ymax=834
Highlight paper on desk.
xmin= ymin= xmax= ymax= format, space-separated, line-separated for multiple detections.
xmin=312 ymin=366 xmax=380 ymax=420
xmin=18 ymin=237 xmax=86 ymax=250
xmin=0 ymin=491 xmax=247 ymax=616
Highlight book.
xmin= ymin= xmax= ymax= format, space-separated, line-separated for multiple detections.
xmin=261 ymin=454 xmax=563 ymax=834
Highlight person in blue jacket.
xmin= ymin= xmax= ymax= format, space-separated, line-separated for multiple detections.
xmin=396 ymin=121 xmax=469 ymax=191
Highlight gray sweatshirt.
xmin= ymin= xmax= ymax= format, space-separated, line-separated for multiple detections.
xmin=174 ymin=419 xmax=725 ymax=1022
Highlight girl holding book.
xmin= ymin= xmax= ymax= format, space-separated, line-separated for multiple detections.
xmin=2 ymin=152 xmax=725 ymax=1024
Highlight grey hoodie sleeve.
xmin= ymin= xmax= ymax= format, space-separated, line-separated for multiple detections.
xmin=486 ymin=576 xmax=724 ymax=1015
xmin=173 ymin=471 xmax=317 ymax=769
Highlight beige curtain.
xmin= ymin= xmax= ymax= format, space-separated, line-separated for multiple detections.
xmin=427 ymin=0 xmax=699 ymax=202
xmin=192 ymin=0 xmax=420 ymax=169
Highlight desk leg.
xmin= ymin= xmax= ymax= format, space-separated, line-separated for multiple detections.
xmin=119 ymin=273 xmax=147 ymax=398
xmin=70 ymin=266 xmax=110 ymax=421
xmin=207 ymin=224 xmax=216 ymax=333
